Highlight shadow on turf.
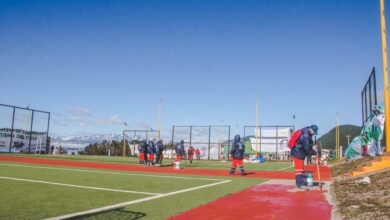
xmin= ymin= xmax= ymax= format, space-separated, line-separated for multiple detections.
xmin=66 ymin=208 xmax=146 ymax=220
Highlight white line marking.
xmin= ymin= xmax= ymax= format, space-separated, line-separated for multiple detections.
xmin=0 ymin=176 xmax=160 ymax=196
xmin=0 ymin=163 xmax=225 ymax=181
xmin=278 ymin=165 xmax=294 ymax=171
xmin=45 ymin=179 xmax=231 ymax=220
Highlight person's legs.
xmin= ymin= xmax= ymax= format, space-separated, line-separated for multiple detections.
xmin=238 ymin=159 xmax=245 ymax=175
xmin=155 ymin=154 xmax=160 ymax=165
xmin=292 ymin=156 xmax=305 ymax=187
xmin=374 ymin=141 xmax=382 ymax=156
xmin=230 ymin=159 xmax=238 ymax=174
xmin=144 ymin=152 xmax=148 ymax=165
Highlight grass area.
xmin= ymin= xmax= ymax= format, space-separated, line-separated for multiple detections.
xmin=1 ymin=153 xmax=294 ymax=171
xmin=0 ymin=161 xmax=265 ymax=219
xmin=331 ymin=157 xmax=374 ymax=177
xmin=333 ymin=169 xmax=390 ymax=219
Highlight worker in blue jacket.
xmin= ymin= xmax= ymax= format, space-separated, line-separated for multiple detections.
xmin=229 ymin=135 xmax=246 ymax=175
xmin=155 ymin=139 xmax=164 ymax=166
xmin=176 ymin=140 xmax=185 ymax=162
xmin=290 ymin=125 xmax=318 ymax=188
xmin=147 ymin=139 xmax=156 ymax=166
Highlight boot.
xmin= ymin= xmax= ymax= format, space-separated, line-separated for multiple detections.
xmin=240 ymin=166 xmax=246 ymax=176
xmin=229 ymin=167 xmax=236 ymax=175
xmin=295 ymin=174 xmax=304 ymax=187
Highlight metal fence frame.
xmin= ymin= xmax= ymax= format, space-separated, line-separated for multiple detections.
xmin=171 ymin=125 xmax=231 ymax=160
xmin=361 ymin=67 xmax=378 ymax=124
xmin=243 ymin=125 xmax=294 ymax=160
xmin=122 ymin=129 xmax=159 ymax=156
xmin=0 ymin=103 xmax=50 ymax=153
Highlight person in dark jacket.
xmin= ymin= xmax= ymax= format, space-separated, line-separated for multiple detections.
xmin=229 ymin=135 xmax=246 ymax=175
xmin=136 ymin=138 xmax=144 ymax=164
xmin=290 ymin=125 xmax=318 ymax=188
xmin=176 ymin=140 xmax=185 ymax=162
xmin=147 ymin=139 xmax=156 ymax=166
xmin=140 ymin=139 xmax=148 ymax=166
xmin=155 ymin=139 xmax=164 ymax=166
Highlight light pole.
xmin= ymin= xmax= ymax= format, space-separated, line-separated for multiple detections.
xmin=380 ymin=0 xmax=390 ymax=153
xmin=122 ymin=122 xmax=128 ymax=157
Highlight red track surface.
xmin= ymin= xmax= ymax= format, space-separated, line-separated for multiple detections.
xmin=0 ymin=156 xmax=331 ymax=180
xmin=170 ymin=183 xmax=332 ymax=220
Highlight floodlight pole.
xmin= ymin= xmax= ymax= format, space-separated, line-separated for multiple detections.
xmin=380 ymin=0 xmax=390 ymax=153
xmin=335 ymin=113 xmax=338 ymax=160
xmin=157 ymin=98 xmax=162 ymax=140
xmin=256 ymin=97 xmax=260 ymax=153
xmin=122 ymin=130 xmax=126 ymax=157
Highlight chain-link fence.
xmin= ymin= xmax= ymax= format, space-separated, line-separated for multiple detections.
xmin=0 ymin=104 xmax=50 ymax=153
xmin=123 ymin=129 xmax=159 ymax=156
xmin=171 ymin=126 xmax=230 ymax=160
xmin=243 ymin=125 xmax=294 ymax=161
xmin=361 ymin=67 xmax=378 ymax=124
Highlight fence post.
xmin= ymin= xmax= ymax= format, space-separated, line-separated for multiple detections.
xmin=208 ymin=126 xmax=211 ymax=160
xmin=28 ymin=110 xmax=35 ymax=154
xmin=171 ymin=126 xmax=175 ymax=158
xmin=9 ymin=107 xmax=15 ymax=153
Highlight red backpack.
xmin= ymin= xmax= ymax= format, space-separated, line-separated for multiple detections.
xmin=288 ymin=129 xmax=302 ymax=148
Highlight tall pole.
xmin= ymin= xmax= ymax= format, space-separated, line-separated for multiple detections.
xmin=157 ymin=98 xmax=162 ymax=140
xmin=122 ymin=130 xmax=126 ymax=157
xmin=380 ymin=0 xmax=390 ymax=153
xmin=335 ymin=113 xmax=339 ymax=160
xmin=256 ymin=97 xmax=260 ymax=153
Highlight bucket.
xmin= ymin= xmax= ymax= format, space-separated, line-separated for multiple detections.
xmin=303 ymin=171 xmax=314 ymax=187
xmin=174 ymin=161 xmax=181 ymax=169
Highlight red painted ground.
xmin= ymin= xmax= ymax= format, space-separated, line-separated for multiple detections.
xmin=0 ymin=156 xmax=331 ymax=180
xmin=170 ymin=183 xmax=332 ymax=220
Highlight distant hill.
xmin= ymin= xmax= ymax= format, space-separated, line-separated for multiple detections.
xmin=317 ymin=125 xmax=361 ymax=149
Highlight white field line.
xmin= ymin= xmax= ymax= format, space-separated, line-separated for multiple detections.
xmin=45 ymin=179 xmax=232 ymax=220
xmin=277 ymin=165 xmax=294 ymax=171
xmin=0 ymin=176 xmax=160 ymax=196
xmin=0 ymin=163 xmax=225 ymax=181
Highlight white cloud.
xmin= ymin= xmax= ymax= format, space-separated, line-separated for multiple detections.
xmin=65 ymin=106 xmax=91 ymax=117
xmin=94 ymin=115 xmax=122 ymax=126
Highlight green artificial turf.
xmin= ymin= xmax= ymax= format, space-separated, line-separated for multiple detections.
xmin=0 ymin=161 xmax=266 ymax=220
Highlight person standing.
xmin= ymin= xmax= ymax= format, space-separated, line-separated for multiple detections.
xmin=176 ymin=140 xmax=185 ymax=162
xmin=155 ymin=139 xmax=164 ymax=166
xmin=290 ymin=125 xmax=318 ymax=188
xmin=195 ymin=148 xmax=201 ymax=160
xmin=147 ymin=139 xmax=156 ymax=166
xmin=141 ymin=139 xmax=148 ymax=166
xmin=229 ymin=135 xmax=246 ymax=175
xmin=187 ymin=146 xmax=195 ymax=164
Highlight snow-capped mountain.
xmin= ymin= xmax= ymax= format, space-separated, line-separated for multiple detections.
xmin=51 ymin=134 xmax=122 ymax=145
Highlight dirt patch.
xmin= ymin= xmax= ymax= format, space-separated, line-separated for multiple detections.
xmin=333 ymin=170 xmax=390 ymax=219
xmin=331 ymin=157 xmax=374 ymax=177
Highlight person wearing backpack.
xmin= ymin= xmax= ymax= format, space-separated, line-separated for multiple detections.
xmin=289 ymin=125 xmax=318 ymax=188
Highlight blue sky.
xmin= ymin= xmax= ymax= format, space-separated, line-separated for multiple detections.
xmin=0 ymin=0 xmax=388 ymax=138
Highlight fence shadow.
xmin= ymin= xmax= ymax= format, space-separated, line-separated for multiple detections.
xmin=66 ymin=208 xmax=146 ymax=220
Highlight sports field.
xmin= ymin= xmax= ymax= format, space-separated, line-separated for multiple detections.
xmin=0 ymin=155 xmax=289 ymax=220
xmin=1 ymin=154 xmax=295 ymax=171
